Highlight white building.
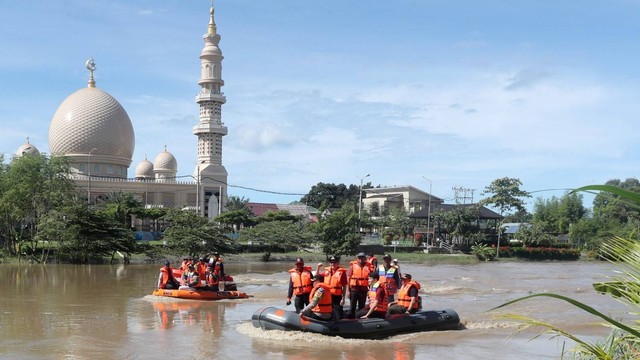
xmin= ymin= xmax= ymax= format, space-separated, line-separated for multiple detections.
xmin=361 ymin=185 xmax=442 ymax=214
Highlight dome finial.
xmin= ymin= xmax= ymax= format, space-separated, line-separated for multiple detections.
xmin=208 ymin=0 xmax=217 ymax=36
xmin=85 ymin=57 xmax=97 ymax=88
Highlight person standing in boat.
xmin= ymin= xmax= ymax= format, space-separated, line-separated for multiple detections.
xmin=386 ymin=273 xmax=420 ymax=316
xmin=378 ymin=254 xmax=400 ymax=303
xmin=157 ymin=259 xmax=180 ymax=289
xmin=346 ymin=252 xmax=372 ymax=318
xmin=367 ymin=253 xmax=378 ymax=271
xmin=356 ymin=272 xmax=388 ymax=319
xmin=286 ymin=257 xmax=313 ymax=313
xmin=299 ymin=274 xmax=333 ymax=321
xmin=205 ymin=261 xmax=220 ymax=291
xmin=316 ymin=255 xmax=347 ymax=320
xmin=211 ymin=252 xmax=226 ymax=290
xmin=196 ymin=257 xmax=208 ymax=286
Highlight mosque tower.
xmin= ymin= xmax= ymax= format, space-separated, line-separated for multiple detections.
xmin=193 ymin=2 xmax=228 ymax=217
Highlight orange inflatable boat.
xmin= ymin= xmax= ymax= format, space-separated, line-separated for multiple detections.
xmin=152 ymin=288 xmax=250 ymax=301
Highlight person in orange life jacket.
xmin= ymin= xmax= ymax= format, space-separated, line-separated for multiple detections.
xmin=346 ymin=252 xmax=372 ymax=318
xmin=315 ymin=255 xmax=347 ymax=320
xmin=356 ymin=272 xmax=388 ymax=319
xmin=204 ymin=261 xmax=220 ymax=291
xmin=367 ymin=253 xmax=378 ymax=271
xmin=387 ymin=273 xmax=420 ymax=316
xmin=299 ymin=274 xmax=333 ymax=321
xmin=180 ymin=264 xmax=201 ymax=289
xmin=379 ymin=253 xmax=400 ymax=303
xmin=157 ymin=259 xmax=180 ymax=289
xmin=196 ymin=257 xmax=208 ymax=286
xmin=286 ymin=257 xmax=313 ymax=313
xmin=180 ymin=256 xmax=193 ymax=285
xmin=210 ymin=252 xmax=226 ymax=290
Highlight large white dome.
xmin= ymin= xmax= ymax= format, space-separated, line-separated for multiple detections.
xmin=135 ymin=158 xmax=154 ymax=179
xmin=48 ymin=87 xmax=135 ymax=167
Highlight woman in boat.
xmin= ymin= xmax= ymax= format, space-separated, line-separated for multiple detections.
xmin=356 ymin=272 xmax=388 ymax=319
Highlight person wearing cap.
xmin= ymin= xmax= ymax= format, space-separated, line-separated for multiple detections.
xmin=356 ymin=272 xmax=387 ymax=319
xmin=316 ymin=255 xmax=347 ymax=320
xmin=378 ymin=254 xmax=401 ymax=303
xmin=367 ymin=253 xmax=378 ymax=271
xmin=287 ymin=257 xmax=313 ymax=313
xmin=392 ymin=258 xmax=402 ymax=279
xmin=157 ymin=259 xmax=180 ymax=289
xmin=299 ymin=274 xmax=333 ymax=321
xmin=387 ymin=273 xmax=421 ymax=316
xmin=196 ymin=257 xmax=208 ymax=286
xmin=346 ymin=252 xmax=372 ymax=318
xmin=210 ymin=252 xmax=226 ymax=290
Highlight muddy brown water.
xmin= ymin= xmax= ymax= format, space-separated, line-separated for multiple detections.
xmin=0 ymin=260 xmax=630 ymax=359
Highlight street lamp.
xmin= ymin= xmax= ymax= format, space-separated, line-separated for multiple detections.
xmin=422 ymin=176 xmax=432 ymax=246
xmin=195 ymin=164 xmax=200 ymax=215
xmin=357 ymin=173 xmax=370 ymax=231
xmin=87 ymin=148 xmax=97 ymax=204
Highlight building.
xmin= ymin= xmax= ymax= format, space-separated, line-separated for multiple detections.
xmin=15 ymin=4 xmax=227 ymax=220
xmin=361 ymin=185 xmax=442 ymax=215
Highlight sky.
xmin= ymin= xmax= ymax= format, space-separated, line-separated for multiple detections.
xmin=1 ymin=0 xmax=640 ymax=210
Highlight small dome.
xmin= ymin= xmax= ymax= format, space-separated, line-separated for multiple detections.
xmin=15 ymin=141 xmax=40 ymax=157
xmin=135 ymin=158 xmax=154 ymax=179
xmin=153 ymin=148 xmax=177 ymax=172
xmin=48 ymin=87 xmax=135 ymax=166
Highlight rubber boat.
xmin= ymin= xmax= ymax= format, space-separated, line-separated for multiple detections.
xmin=251 ymin=307 xmax=461 ymax=339
xmin=152 ymin=288 xmax=249 ymax=301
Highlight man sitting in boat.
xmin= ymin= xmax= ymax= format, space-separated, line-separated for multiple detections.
xmin=356 ymin=272 xmax=388 ymax=319
xmin=157 ymin=260 xmax=180 ymax=289
xmin=299 ymin=274 xmax=333 ymax=321
xmin=387 ymin=273 xmax=420 ymax=316
xmin=179 ymin=264 xmax=201 ymax=290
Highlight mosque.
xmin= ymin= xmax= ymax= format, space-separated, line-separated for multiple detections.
xmin=14 ymin=5 xmax=228 ymax=222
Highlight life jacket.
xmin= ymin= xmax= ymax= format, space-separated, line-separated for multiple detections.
xmin=213 ymin=258 xmax=223 ymax=276
xmin=289 ymin=266 xmax=313 ymax=295
xmin=159 ymin=267 xmax=173 ymax=288
xmin=181 ymin=260 xmax=190 ymax=271
xmin=368 ymin=281 xmax=388 ymax=313
xmin=397 ymin=281 xmax=421 ymax=310
xmin=186 ymin=271 xmax=200 ymax=287
xmin=368 ymin=256 xmax=378 ymax=271
xmin=310 ymin=283 xmax=333 ymax=314
xmin=323 ymin=266 xmax=346 ymax=296
xmin=206 ymin=268 xmax=218 ymax=286
xmin=349 ymin=260 xmax=371 ymax=287
xmin=378 ymin=264 xmax=399 ymax=295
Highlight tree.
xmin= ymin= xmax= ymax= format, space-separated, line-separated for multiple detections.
xmin=480 ymin=177 xmax=531 ymax=216
xmin=237 ymin=220 xmax=315 ymax=250
xmin=432 ymin=205 xmax=483 ymax=244
xmin=226 ymin=195 xmax=251 ymax=211
xmin=533 ymin=192 xmax=586 ymax=234
xmin=314 ymin=204 xmax=361 ymax=256
xmin=162 ymin=209 xmax=236 ymax=258
xmin=99 ymin=191 xmax=143 ymax=228
xmin=300 ymin=182 xmax=367 ymax=210
xmin=593 ymin=178 xmax=640 ymax=225
xmin=216 ymin=209 xmax=255 ymax=232
xmin=258 ymin=210 xmax=301 ymax=223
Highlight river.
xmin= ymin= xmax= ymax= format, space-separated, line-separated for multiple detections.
xmin=0 ymin=260 xmax=630 ymax=359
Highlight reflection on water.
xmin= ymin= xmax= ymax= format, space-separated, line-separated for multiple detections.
xmin=0 ymin=261 xmax=630 ymax=359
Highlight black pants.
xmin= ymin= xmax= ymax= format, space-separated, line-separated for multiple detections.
xmin=349 ymin=289 xmax=367 ymax=317
xmin=331 ymin=294 xmax=344 ymax=320
xmin=294 ymin=293 xmax=310 ymax=314
xmin=386 ymin=305 xmax=416 ymax=316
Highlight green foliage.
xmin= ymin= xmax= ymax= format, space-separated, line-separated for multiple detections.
xmin=314 ymin=205 xmax=361 ymax=256
xmin=480 ymin=177 xmax=531 ymax=216
xmin=216 ymin=209 xmax=256 ymax=232
xmin=237 ymin=220 xmax=315 ymax=250
xmin=380 ymin=208 xmax=414 ymax=239
xmin=432 ymin=205 xmax=483 ymax=241
xmin=258 ymin=210 xmax=301 ymax=223
xmin=515 ymin=223 xmax=555 ymax=247
xmin=226 ymin=195 xmax=251 ymax=211
xmin=498 ymin=246 xmax=581 ymax=260
xmin=471 ymin=243 xmax=495 ymax=261
xmin=300 ymin=182 xmax=365 ymax=210
xmin=532 ymin=192 xmax=587 ymax=234
xmin=162 ymin=209 xmax=236 ymax=258
xmin=491 ymin=184 xmax=640 ymax=358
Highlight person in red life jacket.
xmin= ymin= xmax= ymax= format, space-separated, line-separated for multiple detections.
xmin=387 ymin=273 xmax=421 ymax=316
xmin=299 ymin=274 xmax=333 ymax=321
xmin=315 ymin=255 xmax=347 ymax=319
xmin=196 ymin=257 xmax=208 ymax=286
xmin=356 ymin=272 xmax=388 ymax=319
xmin=378 ymin=253 xmax=400 ymax=303
xmin=367 ymin=253 xmax=378 ymax=271
xmin=157 ymin=259 xmax=180 ymax=289
xmin=180 ymin=264 xmax=200 ymax=289
xmin=346 ymin=252 xmax=371 ymax=318
xmin=286 ymin=257 xmax=313 ymax=313
xmin=210 ymin=252 xmax=226 ymax=290
xmin=205 ymin=261 xmax=220 ymax=291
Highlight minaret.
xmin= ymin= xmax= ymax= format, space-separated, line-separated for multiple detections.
xmin=193 ymin=2 xmax=228 ymax=218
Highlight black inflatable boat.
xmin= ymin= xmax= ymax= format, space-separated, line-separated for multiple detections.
xmin=251 ymin=307 xmax=461 ymax=339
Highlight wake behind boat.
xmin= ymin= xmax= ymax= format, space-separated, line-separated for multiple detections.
xmin=251 ymin=306 xmax=461 ymax=339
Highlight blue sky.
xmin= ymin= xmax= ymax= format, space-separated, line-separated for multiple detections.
xmin=1 ymin=1 xmax=639 ymax=210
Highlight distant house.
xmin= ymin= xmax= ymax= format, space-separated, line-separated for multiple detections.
xmin=246 ymin=202 xmax=320 ymax=223
xmin=361 ymin=185 xmax=442 ymax=215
